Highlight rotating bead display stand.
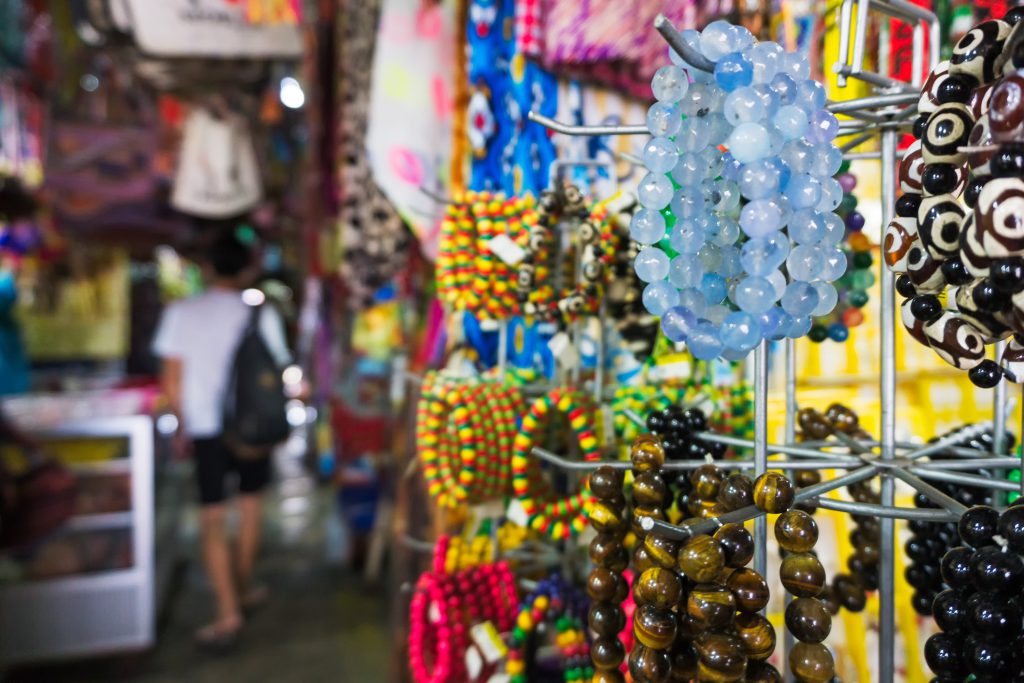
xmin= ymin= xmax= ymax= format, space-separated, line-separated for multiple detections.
xmin=524 ymin=6 xmax=1024 ymax=682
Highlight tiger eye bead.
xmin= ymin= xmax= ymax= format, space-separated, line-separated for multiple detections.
xmin=631 ymin=435 xmax=666 ymax=473
xmin=687 ymin=583 xmax=736 ymax=629
xmin=789 ymin=642 xmax=835 ymax=683
xmin=633 ymin=471 xmax=668 ymax=507
xmin=717 ymin=473 xmax=754 ymax=511
xmin=589 ymin=602 xmax=625 ymax=637
xmin=636 ymin=567 xmax=684 ymax=609
xmin=824 ymin=403 xmax=860 ymax=433
xmin=677 ymin=534 xmax=725 ymax=583
xmin=590 ymin=465 xmax=625 ymax=500
xmin=745 ymin=661 xmax=783 ymax=683
xmin=590 ymin=500 xmax=628 ymax=534
xmin=781 ymin=553 xmax=826 ymax=598
xmin=634 ymin=604 xmax=678 ymax=650
xmin=591 ymin=637 xmax=626 ymax=669
xmin=797 ymin=408 xmax=832 ymax=439
xmin=644 ymin=534 xmax=680 ymax=569
xmin=587 ymin=567 xmax=620 ymax=601
xmin=794 ymin=469 xmax=822 ymax=488
xmin=785 ymin=597 xmax=832 ymax=643
xmin=713 ymin=522 xmax=754 ymax=568
xmin=833 ymin=574 xmax=867 ymax=612
xmin=592 ymin=669 xmax=626 ymax=683
xmin=628 ymin=643 xmax=672 ymax=683
xmin=753 ymin=472 xmax=795 ymax=513
xmin=634 ymin=544 xmax=658 ymax=574
xmin=774 ymin=510 xmax=819 ymax=553
xmin=590 ymin=533 xmax=629 ymax=571
xmin=632 ymin=506 xmax=666 ymax=536
xmin=694 ymin=632 xmax=748 ymax=683
xmin=818 ymin=584 xmax=840 ymax=615
xmin=734 ymin=612 xmax=776 ymax=661
xmin=727 ymin=567 xmax=771 ymax=613
xmin=690 ymin=464 xmax=725 ymax=501
xmin=669 ymin=639 xmax=698 ymax=680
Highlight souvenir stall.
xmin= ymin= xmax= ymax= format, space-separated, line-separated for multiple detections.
xmin=380 ymin=1 xmax=1024 ymax=682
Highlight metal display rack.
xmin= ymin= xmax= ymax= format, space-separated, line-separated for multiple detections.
xmin=513 ymin=7 xmax=1024 ymax=682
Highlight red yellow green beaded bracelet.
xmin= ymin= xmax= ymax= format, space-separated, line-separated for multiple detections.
xmin=504 ymin=575 xmax=593 ymax=683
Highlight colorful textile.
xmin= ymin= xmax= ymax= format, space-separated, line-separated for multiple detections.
xmin=514 ymin=0 xmax=544 ymax=56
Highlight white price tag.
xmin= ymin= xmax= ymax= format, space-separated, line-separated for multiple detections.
xmin=487 ymin=675 xmax=511 ymax=683
xmin=486 ymin=234 xmax=527 ymax=266
xmin=548 ymin=332 xmax=578 ymax=369
xmin=470 ymin=622 xmax=507 ymax=663
xmin=471 ymin=499 xmax=506 ymax=522
xmin=466 ymin=646 xmax=483 ymax=679
xmin=506 ymin=499 xmax=531 ymax=528
xmin=479 ymin=318 xmax=501 ymax=332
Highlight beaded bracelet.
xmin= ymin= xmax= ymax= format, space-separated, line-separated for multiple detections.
xmin=505 ymin=574 xmax=592 ymax=683
xmin=586 ymin=466 xmax=630 ymax=683
xmin=511 ymin=388 xmax=601 ymax=540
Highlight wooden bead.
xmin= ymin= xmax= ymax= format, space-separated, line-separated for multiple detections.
xmin=588 ymin=602 xmax=625 ymax=637
xmin=727 ymin=567 xmax=771 ymax=613
xmin=628 ymin=643 xmax=672 ymax=683
xmin=774 ymin=510 xmax=819 ymax=553
xmin=752 ymin=472 xmax=795 ymax=513
xmin=636 ymin=567 xmax=684 ymax=609
xmin=591 ymin=637 xmax=626 ymax=669
xmin=734 ymin=612 xmax=776 ymax=660
xmin=590 ymin=465 xmax=625 ymax=500
xmin=717 ymin=473 xmax=754 ymax=512
xmin=631 ymin=435 xmax=666 ymax=473
xmin=686 ymin=583 xmax=736 ymax=630
xmin=690 ymin=464 xmax=724 ymax=501
xmin=677 ymin=534 xmax=725 ymax=583
xmin=781 ymin=553 xmax=826 ymax=598
xmin=633 ymin=471 xmax=669 ymax=507
xmin=788 ymin=642 xmax=835 ymax=683
xmin=634 ymin=604 xmax=678 ymax=650
xmin=785 ymin=597 xmax=832 ymax=644
xmin=694 ymin=632 xmax=748 ymax=683
xmin=713 ymin=522 xmax=754 ymax=568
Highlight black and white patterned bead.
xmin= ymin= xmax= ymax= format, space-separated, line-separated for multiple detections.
xmin=1000 ymin=338 xmax=1024 ymax=383
xmin=907 ymin=244 xmax=948 ymax=293
xmin=899 ymin=139 xmax=925 ymax=193
xmin=918 ymin=61 xmax=951 ymax=115
xmin=975 ymin=176 xmax=1024 ymax=257
xmin=901 ymin=299 xmax=931 ymax=346
xmin=883 ymin=215 xmax=920 ymax=273
xmin=1002 ymin=20 xmax=1024 ymax=76
xmin=955 ymin=281 xmax=1011 ymax=341
xmin=918 ymin=194 xmax=967 ymax=260
xmin=922 ymin=312 xmax=986 ymax=370
xmin=967 ymin=114 xmax=996 ymax=174
xmin=959 ymin=212 xmax=994 ymax=278
xmin=949 ymin=19 xmax=1011 ymax=83
xmin=969 ymin=82 xmax=994 ymax=120
xmin=922 ymin=103 xmax=975 ymax=165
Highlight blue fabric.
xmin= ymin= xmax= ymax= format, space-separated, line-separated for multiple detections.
xmin=0 ymin=271 xmax=29 ymax=396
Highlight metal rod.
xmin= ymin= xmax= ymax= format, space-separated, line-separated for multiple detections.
xmin=888 ymin=468 xmax=969 ymax=515
xmin=995 ymin=339 xmax=1008 ymax=456
xmin=653 ymin=13 xmax=714 ymax=73
xmin=908 ymin=467 xmax=1024 ymax=492
xmin=694 ymin=431 xmax=863 ymax=462
xmin=530 ymin=447 xmax=859 ymax=472
xmin=783 ymin=337 xmax=796 ymax=676
xmin=753 ymin=340 xmax=769 ymax=579
xmin=826 ymin=92 xmax=919 ymax=113
xmin=527 ymin=111 xmax=649 ymax=137
xmin=914 ymin=457 xmax=1024 ymax=470
xmin=815 ymin=498 xmax=959 ymax=522
xmin=906 ymin=422 xmax=994 ymax=460
xmin=497 ymin=319 xmax=508 ymax=376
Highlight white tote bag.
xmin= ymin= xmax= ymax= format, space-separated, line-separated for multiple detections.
xmin=171 ymin=107 xmax=263 ymax=218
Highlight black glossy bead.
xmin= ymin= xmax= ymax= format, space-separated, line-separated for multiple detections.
xmin=963 ymin=634 xmax=1019 ymax=677
xmin=998 ymin=506 xmax=1024 ymax=552
xmin=906 ymin=537 xmax=939 ymax=562
xmin=965 ymin=175 xmax=991 ymax=208
xmin=922 ymin=164 xmax=961 ymax=194
xmin=924 ymin=632 xmax=967 ymax=677
xmin=939 ymin=257 xmax=972 ymax=286
xmin=932 ymin=588 xmax=968 ymax=632
xmin=991 ymin=142 xmax=1024 ymax=177
xmin=913 ymin=590 xmax=937 ymax=615
xmin=895 ymin=274 xmax=918 ymax=298
xmin=990 ymin=258 xmax=1024 ymax=294
xmin=1007 ymin=6 xmax=1024 ymax=24
xmin=959 ymin=506 xmax=1001 ymax=547
xmin=682 ymin=408 xmax=707 ymax=432
xmin=913 ymin=113 xmax=929 ymax=139
xmin=967 ymin=591 xmax=1023 ymax=639
xmin=972 ymin=279 xmax=1006 ymax=312
xmin=910 ymin=294 xmax=944 ymax=322
xmin=896 ymin=193 xmax=922 ymax=217
xmin=906 ymin=563 xmax=942 ymax=590
xmin=937 ymin=75 xmax=974 ymax=104
xmin=972 ymin=546 xmax=1024 ymax=594
xmin=970 ymin=360 xmax=1004 ymax=389
xmin=941 ymin=547 xmax=975 ymax=589
xmin=646 ymin=413 xmax=666 ymax=434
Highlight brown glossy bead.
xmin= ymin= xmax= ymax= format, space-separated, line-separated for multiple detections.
xmin=644 ymin=534 xmax=680 ymax=569
xmin=713 ymin=522 xmax=754 ymax=568
xmin=717 ymin=473 xmax=754 ymax=511
xmin=636 ymin=567 xmax=684 ymax=609
xmin=694 ymin=631 xmax=748 ymax=683
xmin=587 ymin=567 xmax=619 ymax=601
xmin=634 ymin=604 xmax=678 ymax=650
xmin=690 ymin=464 xmax=724 ymax=501
xmin=631 ymin=506 xmax=666 ymax=536
xmin=698 ymin=500 xmax=728 ymax=519
xmin=789 ymin=642 xmax=835 ymax=683
xmin=774 ymin=509 xmax=819 ymax=553
xmin=745 ymin=661 xmax=783 ymax=683
xmin=633 ymin=471 xmax=668 ymax=508
xmin=818 ymin=584 xmax=840 ymax=615
xmin=589 ymin=602 xmax=625 ymax=637
xmin=735 ymin=612 xmax=776 ymax=660
xmin=590 ymin=465 xmax=625 ymax=500
xmin=612 ymin=575 xmax=629 ymax=604
xmin=794 ymin=469 xmax=822 ymax=488
xmin=591 ymin=637 xmax=626 ymax=669
xmin=631 ymin=435 xmax=666 ymax=473
xmin=797 ymin=408 xmax=832 ymax=439
xmin=833 ymin=574 xmax=867 ymax=612
xmin=633 ymin=544 xmax=658 ymax=574
xmin=590 ymin=534 xmax=629 ymax=572
xmin=785 ymin=597 xmax=832 ymax=644
xmin=628 ymin=643 xmax=672 ymax=683
xmin=686 ymin=583 xmax=736 ymax=629
xmin=753 ymin=472 xmax=795 ymax=513
xmin=668 ymin=639 xmax=698 ymax=680
xmin=591 ymin=669 xmax=626 ymax=683
xmin=727 ymin=567 xmax=771 ymax=613
xmin=781 ymin=553 xmax=826 ymax=598
xmin=590 ymin=500 xmax=627 ymax=534
xmin=677 ymin=534 xmax=725 ymax=583
xmin=676 ymin=612 xmax=703 ymax=640
xmin=855 ymin=542 xmax=880 ymax=565
xmin=825 ymin=402 xmax=859 ymax=434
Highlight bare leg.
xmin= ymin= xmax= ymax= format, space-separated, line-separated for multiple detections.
xmin=236 ymin=493 xmax=264 ymax=596
xmin=198 ymin=504 xmax=242 ymax=636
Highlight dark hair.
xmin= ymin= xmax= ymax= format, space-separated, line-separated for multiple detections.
xmin=207 ymin=228 xmax=255 ymax=278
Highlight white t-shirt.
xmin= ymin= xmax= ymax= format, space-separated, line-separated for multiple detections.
xmin=152 ymin=288 xmax=292 ymax=438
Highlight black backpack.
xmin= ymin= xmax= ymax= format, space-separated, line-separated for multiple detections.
xmin=222 ymin=303 xmax=290 ymax=459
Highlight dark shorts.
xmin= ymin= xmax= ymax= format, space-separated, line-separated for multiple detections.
xmin=193 ymin=436 xmax=271 ymax=505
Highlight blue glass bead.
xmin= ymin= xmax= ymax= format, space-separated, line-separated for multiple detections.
xmin=706 ymin=215 xmax=741 ymax=246
xmin=698 ymin=242 xmax=723 ymax=271
xmin=635 ymin=246 xmax=671 ymax=282
xmin=724 ymin=86 xmax=765 ymax=125
xmin=782 ymin=53 xmax=811 ymax=81
xmin=786 ymin=173 xmax=822 ymax=210
xmin=704 ymin=304 xmax=729 ymax=326
xmin=811 ymin=281 xmax=839 ymax=316
xmin=705 ymin=113 xmax=732 ymax=146
xmin=669 ymin=220 xmax=706 ymax=254
xmin=701 ymin=272 xmax=728 ymax=305
xmin=630 ymin=207 xmax=667 ymax=245
xmin=652 ymin=65 xmax=689 ymax=103
xmin=787 ymin=244 xmax=825 ymax=281
xmin=721 ymin=152 xmax=743 ymax=181
xmin=701 ymin=146 xmax=727 ymax=179
xmin=787 ymin=315 xmax=813 ymax=338
xmin=739 ymin=198 xmax=783 ymax=237
xmin=671 ymin=187 xmax=706 ymax=219
xmin=699 ymin=21 xmax=735 ymax=62
xmin=715 ymin=52 xmax=754 ymax=91
xmin=705 ymin=179 xmax=742 ymax=213
xmin=795 ymin=80 xmax=826 ymax=113
xmin=767 ymin=269 xmax=787 ymax=300
xmin=738 ymin=159 xmax=781 ymax=200
xmin=638 ymin=172 xmax=675 ymax=210
xmin=728 ymin=25 xmax=755 ymax=52
xmin=773 ymin=105 xmax=808 ymax=140
xmin=670 ymin=30 xmax=714 ymax=83
xmin=771 ymin=73 xmax=798 ymax=105
xmin=687 ymin=320 xmax=724 ymax=360
xmin=721 ymin=311 xmax=762 ymax=350
xmin=809 ymin=144 xmax=843 ymax=178
xmin=816 ymin=177 xmax=843 ymax=212
xmin=821 ymin=248 xmax=848 ymax=282
xmin=676 ymin=118 xmax=711 ymax=153
xmin=740 ymin=232 xmax=789 ymax=275
xmin=806 ymin=109 xmax=839 ymax=143
xmin=643 ymin=137 xmax=680 ymax=174
xmin=671 ymin=153 xmax=706 ymax=187
xmin=680 ymin=83 xmax=723 ymax=118
xmin=753 ymin=84 xmax=781 ymax=119
xmin=719 ymin=245 xmax=742 ymax=277
xmin=733 ymin=276 xmax=777 ymax=314
xmin=781 ymin=139 xmax=814 ymax=174
xmin=646 ymin=102 xmax=682 ymax=138
xmin=819 ymin=212 xmax=844 ymax=247
xmin=669 ymin=254 xmax=704 ymax=289
xmin=661 ymin=306 xmax=698 ymax=342
xmin=677 ymin=287 xmax=707 ymax=317
xmin=781 ymin=281 xmax=820 ymax=316
xmin=788 ymin=209 xmax=826 ymax=245
xmin=768 ymin=156 xmax=792 ymax=190
xmin=750 ymin=42 xmax=782 ymax=82
xmin=643 ymin=280 xmax=680 ymax=316
xmin=728 ymin=122 xmax=771 ymax=163
xmin=721 ymin=346 xmax=751 ymax=361
xmin=760 ymin=305 xmax=790 ymax=339
xmin=827 ymin=322 xmax=849 ymax=342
